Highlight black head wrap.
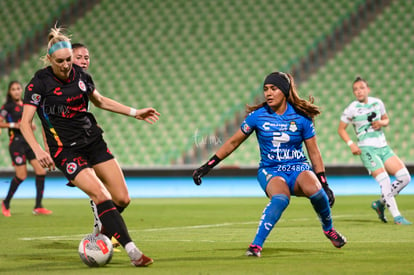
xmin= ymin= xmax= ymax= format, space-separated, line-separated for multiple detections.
xmin=263 ymin=72 xmax=291 ymax=98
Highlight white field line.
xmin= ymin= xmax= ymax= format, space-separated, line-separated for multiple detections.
xmin=20 ymin=214 xmax=405 ymax=242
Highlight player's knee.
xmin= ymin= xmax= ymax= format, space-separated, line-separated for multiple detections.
xmin=395 ymin=168 xmax=411 ymax=184
xmin=114 ymin=196 xmax=130 ymax=208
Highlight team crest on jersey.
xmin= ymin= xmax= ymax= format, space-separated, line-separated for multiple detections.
xmin=289 ymin=121 xmax=297 ymax=132
xmin=31 ymin=93 xmax=41 ymax=104
xmin=78 ymin=80 xmax=86 ymax=92
xmin=242 ymin=123 xmax=251 ymax=133
xmin=66 ymin=162 xmax=78 ymax=174
xmin=15 ymin=156 xmax=23 ymax=165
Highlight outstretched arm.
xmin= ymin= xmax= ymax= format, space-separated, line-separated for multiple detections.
xmin=193 ymin=129 xmax=249 ymax=185
xmin=215 ymin=129 xmax=249 ymax=160
xmin=89 ymin=89 xmax=160 ymax=124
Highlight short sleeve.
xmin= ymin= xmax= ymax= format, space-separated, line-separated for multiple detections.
xmin=24 ymin=76 xmax=45 ymax=107
xmin=82 ymin=71 xmax=95 ymax=96
xmin=240 ymin=111 xmax=257 ymax=135
xmin=302 ymin=117 xmax=315 ymax=140
xmin=377 ymin=99 xmax=386 ymax=115
xmin=0 ymin=104 xmax=8 ymax=119
xmin=340 ymin=104 xmax=353 ymax=124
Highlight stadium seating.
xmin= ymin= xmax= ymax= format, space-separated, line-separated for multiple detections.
xmin=0 ymin=0 xmax=412 ymax=168
xmin=298 ymin=0 xmax=414 ymax=164
xmin=0 ymin=0 xmax=77 ymax=62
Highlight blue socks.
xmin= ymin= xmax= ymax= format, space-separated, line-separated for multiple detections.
xmin=252 ymin=194 xmax=290 ymax=247
xmin=310 ymin=189 xmax=333 ymax=231
xmin=251 ymin=189 xmax=333 ymax=248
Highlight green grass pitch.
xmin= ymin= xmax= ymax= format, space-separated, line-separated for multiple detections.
xmin=0 ymin=195 xmax=413 ymax=274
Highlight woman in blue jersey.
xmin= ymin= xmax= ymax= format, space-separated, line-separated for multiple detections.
xmin=193 ymin=72 xmax=346 ymax=257
xmin=338 ymin=76 xmax=411 ymax=225
xmin=0 ymin=81 xmax=52 ymax=217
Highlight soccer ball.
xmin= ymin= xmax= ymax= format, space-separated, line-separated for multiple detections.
xmin=78 ymin=233 xmax=114 ymax=267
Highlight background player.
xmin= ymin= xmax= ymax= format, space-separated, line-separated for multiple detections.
xmin=71 ymin=42 xmax=121 ymax=249
xmin=338 ymin=76 xmax=411 ymax=225
xmin=0 ymin=80 xmax=52 ymax=217
xmin=72 ymin=43 xmax=90 ymax=70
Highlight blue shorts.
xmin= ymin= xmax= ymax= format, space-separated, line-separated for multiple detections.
xmin=257 ymin=163 xmax=312 ymax=195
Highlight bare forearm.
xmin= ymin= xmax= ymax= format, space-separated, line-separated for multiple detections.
xmin=96 ymin=96 xmax=132 ymax=116
xmin=216 ymin=140 xmax=239 ymax=160
xmin=20 ymin=122 xmax=42 ymax=153
xmin=215 ymin=130 xmax=248 ymax=160
xmin=337 ymin=122 xmax=353 ymax=144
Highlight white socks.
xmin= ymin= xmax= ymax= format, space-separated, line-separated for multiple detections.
xmin=90 ymin=200 xmax=102 ymax=235
xmin=125 ymin=242 xmax=142 ymax=260
xmin=391 ymin=168 xmax=411 ymax=196
xmin=376 ymin=172 xmax=401 ymax=217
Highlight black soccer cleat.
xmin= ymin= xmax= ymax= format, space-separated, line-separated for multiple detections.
xmin=324 ymin=228 xmax=347 ymax=248
xmin=245 ymin=244 xmax=262 ymax=257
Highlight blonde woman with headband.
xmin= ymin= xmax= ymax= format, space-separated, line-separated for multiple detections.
xmin=20 ymin=26 xmax=160 ymax=267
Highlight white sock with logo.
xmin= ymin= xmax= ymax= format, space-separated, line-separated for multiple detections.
xmin=391 ymin=168 xmax=411 ymax=196
xmin=376 ymin=172 xmax=401 ymax=217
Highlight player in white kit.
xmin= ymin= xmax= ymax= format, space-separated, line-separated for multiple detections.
xmin=338 ymin=76 xmax=411 ymax=225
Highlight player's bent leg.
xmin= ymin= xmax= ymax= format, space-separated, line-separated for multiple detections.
xmin=90 ymin=199 xmax=121 ymax=251
xmin=93 ymin=159 xmax=131 ymax=207
xmin=309 ymin=189 xmax=347 ymax=248
xmin=92 ymin=160 xmax=127 ymax=249
xmin=72 ymin=168 xmax=112 ymax=203
xmin=73 ymin=170 xmax=153 ymax=266
xmin=96 ymin=200 xmax=153 ymax=266
xmin=247 ymin=194 xmax=290 ymax=257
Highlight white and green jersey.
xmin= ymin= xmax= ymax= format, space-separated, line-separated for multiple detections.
xmin=340 ymin=97 xmax=387 ymax=148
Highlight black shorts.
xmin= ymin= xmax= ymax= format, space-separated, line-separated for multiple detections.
xmin=51 ymin=136 xmax=114 ymax=181
xmin=9 ymin=136 xmax=36 ymax=166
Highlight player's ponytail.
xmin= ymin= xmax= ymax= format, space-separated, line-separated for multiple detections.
xmin=41 ymin=24 xmax=71 ymax=65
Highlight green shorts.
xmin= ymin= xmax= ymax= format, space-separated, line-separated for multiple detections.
xmin=359 ymin=145 xmax=395 ymax=172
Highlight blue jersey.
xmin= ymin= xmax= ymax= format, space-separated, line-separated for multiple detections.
xmin=240 ymin=103 xmax=315 ymax=168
